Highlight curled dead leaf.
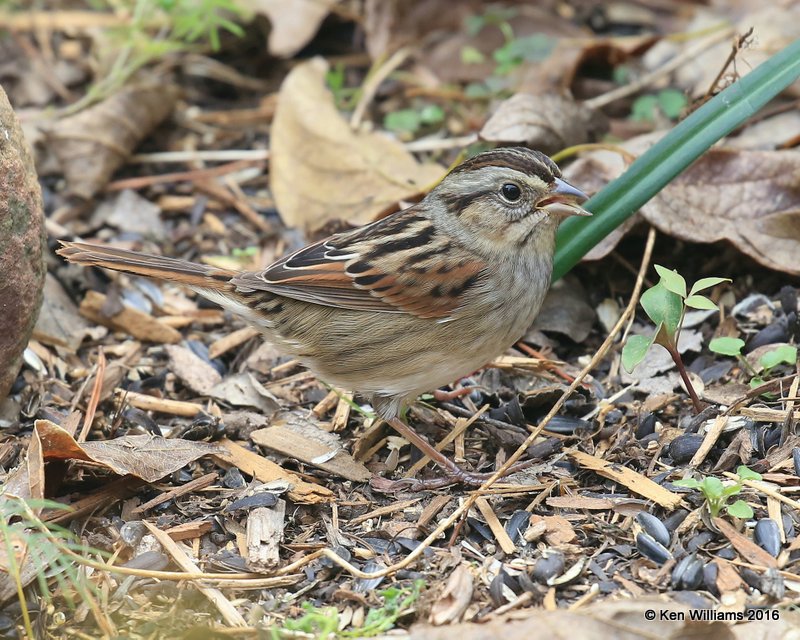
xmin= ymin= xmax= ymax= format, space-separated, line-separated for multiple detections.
xmin=270 ymin=57 xmax=445 ymax=231
xmin=43 ymin=83 xmax=177 ymax=198
xmin=563 ymin=136 xmax=800 ymax=274
xmin=480 ymin=93 xmax=607 ymax=155
xmin=429 ymin=563 xmax=474 ymax=626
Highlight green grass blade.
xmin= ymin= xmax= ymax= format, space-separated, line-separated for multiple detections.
xmin=553 ymin=37 xmax=800 ymax=281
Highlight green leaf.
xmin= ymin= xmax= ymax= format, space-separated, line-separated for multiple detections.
xmin=384 ymin=109 xmax=420 ymax=133
xmin=461 ymin=45 xmax=485 ymax=64
xmin=631 ymin=95 xmax=658 ymax=123
xmin=750 ymin=376 xmax=766 ymax=389
xmin=689 ymin=277 xmax=731 ymax=296
xmin=622 ymin=334 xmax=653 ymax=372
xmin=657 ymin=88 xmax=688 ymax=119
xmin=726 ymin=499 xmax=754 ymax=520
xmin=701 ymin=476 xmax=724 ymax=497
xmin=720 ymin=484 xmax=743 ymax=498
xmin=554 ymin=39 xmax=800 ymax=281
xmin=709 ymin=337 xmax=745 ymax=356
xmin=759 ymin=345 xmax=798 ymax=371
xmin=684 ymin=294 xmax=718 ymax=310
xmin=673 ymin=478 xmax=701 ymax=489
xmin=419 ymin=104 xmax=445 ymax=125
xmin=736 ymin=465 xmax=762 ymax=481
xmin=640 ymin=283 xmax=683 ymax=337
xmin=654 ymin=265 xmax=687 ymax=297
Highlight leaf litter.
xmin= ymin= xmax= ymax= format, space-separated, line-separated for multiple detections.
xmin=1 ymin=0 xmax=799 ymax=637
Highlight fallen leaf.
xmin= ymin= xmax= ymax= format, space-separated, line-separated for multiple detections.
xmin=563 ymin=138 xmax=800 ymax=274
xmin=242 ymin=0 xmax=335 ymax=57
xmin=412 ymin=599 xmax=751 ymax=640
xmin=32 ymin=419 xmax=220 ymax=482
xmin=270 ymin=57 xmax=445 ymax=231
xmin=252 ymin=411 xmax=371 ymax=482
xmin=33 ymin=273 xmax=98 ymax=350
xmin=43 ymin=82 xmax=177 ymax=198
xmin=671 ymin=7 xmax=800 ymax=98
xmin=532 ymin=276 xmax=597 ymax=342
xmin=209 ymin=372 xmax=281 ymax=414
xmin=91 ymin=189 xmax=166 ymax=237
xmin=480 ymin=93 xmax=607 ymax=154
xmin=165 ymin=344 xmax=222 ymax=395
xmin=429 ymin=563 xmax=473 ymax=626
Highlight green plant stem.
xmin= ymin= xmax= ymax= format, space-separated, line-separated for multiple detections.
xmin=552 ymin=38 xmax=800 ymax=281
xmin=666 ymin=344 xmax=703 ymax=413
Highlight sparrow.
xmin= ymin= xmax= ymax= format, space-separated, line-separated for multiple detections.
xmin=58 ymin=147 xmax=590 ymax=485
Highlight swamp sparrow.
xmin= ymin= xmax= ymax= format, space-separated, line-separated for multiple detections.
xmin=58 ymin=147 xmax=590 ymax=485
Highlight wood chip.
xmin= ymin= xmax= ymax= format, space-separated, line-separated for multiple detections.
xmin=79 ymin=290 xmax=181 ymax=343
xmin=690 ymin=414 xmax=727 ymax=467
xmin=545 ymin=496 xmax=614 ymax=510
xmin=475 ymin=497 xmax=516 ymax=554
xmin=713 ymin=517 xmax=778 ymax=569
xmin=208 ymin=326 xmax=260 ymax=359
xmin=739 ymin=407 xmax=800 ymax=422
xmin=164 ymin=519 xmax=215 ymax=541
xmin=567 ymin=450 xmax=683 ymax=509
xmin=246 ymin=499 xmax=286 ymax=571
xmin=214 ymin=438 xmax=333 ymax=504
xmin=116 ymin=389 xmax=205 ymax=417
xmin=251 ymin=423 xmax=371 ymax=483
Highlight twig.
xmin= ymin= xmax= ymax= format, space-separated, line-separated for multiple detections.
xmin=78 ymin=349 xmax=106 ymax=442
xmin=584 ymin=26 xmax=734 ymax=110
xmin=351 ymin=47 xmax=412 ymax=129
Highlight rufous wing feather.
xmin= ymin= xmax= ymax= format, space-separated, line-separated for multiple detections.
xmin=231 ymin=209 xmax=487 ymax=319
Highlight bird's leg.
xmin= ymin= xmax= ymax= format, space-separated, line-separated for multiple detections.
xmin=385 ymin=416 xmax=491 ymax=486
xmin=431 ymin=386 xmax=481 ymax=403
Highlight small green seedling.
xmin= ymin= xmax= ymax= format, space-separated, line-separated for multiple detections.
xmin=631 ymin=89 xmax=688 ymax=122
xmin=384 ymin=104 xmax=446 ymax=137
xmin=673 ymin=465 xmax=761 ymax=519
xmin=273 ymin=580 xmax=422 ymax=639
xmin=709 ymin=339 xmax=798 ymax=388
xmin=622 ymin=265 xmax=730 ymax=412
xmin=461 ymin=7 xmax=555 ymax=96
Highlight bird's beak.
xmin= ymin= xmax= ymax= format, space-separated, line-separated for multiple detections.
xmin=537 ymin=178 xmax=592 ymax=218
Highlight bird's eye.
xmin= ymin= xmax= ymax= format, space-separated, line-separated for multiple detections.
xmin=501 ymin=183 xmax=521 ymax=202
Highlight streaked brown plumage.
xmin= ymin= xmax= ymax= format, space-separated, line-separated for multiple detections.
xmin=58 ymin=147 xmax=589 ymax=484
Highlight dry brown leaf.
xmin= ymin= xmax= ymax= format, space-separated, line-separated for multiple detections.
xmin=669 ymin=7 xmax=800 ymax=98
xmin=480 ymin=94 xmax=607 ymax=154
xmin=428 ymin=563 xmax=474 ymax=626
xmin=165 ymin=344 xmax=222 ymax=395
xmin=270 ymin=57 xmax=445 ymax=231
xmin=0 ymin=84 xmax=45 ymax=400
xmin=412 ymin=599 xmax=764 ymax=640
xmin=251 ymin=411 xmax=371 ymax=482
xmin=33 ymin=419 xmax=220 ymax=482
xmin=32 ymin=274 xmax=98 ymax=350
xmin=532 ymin=276 xmax=597 ymax=342
xmin=563 ymin=138 xmax=800 ymax=274
xmin=241 ymin=0 xmax=335 ymax=57
xmin=43 ymin=82 xmax=177 ymax=198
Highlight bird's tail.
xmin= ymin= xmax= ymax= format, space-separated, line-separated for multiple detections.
xmin=56 ymin=241 xmax=238 ymax=291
